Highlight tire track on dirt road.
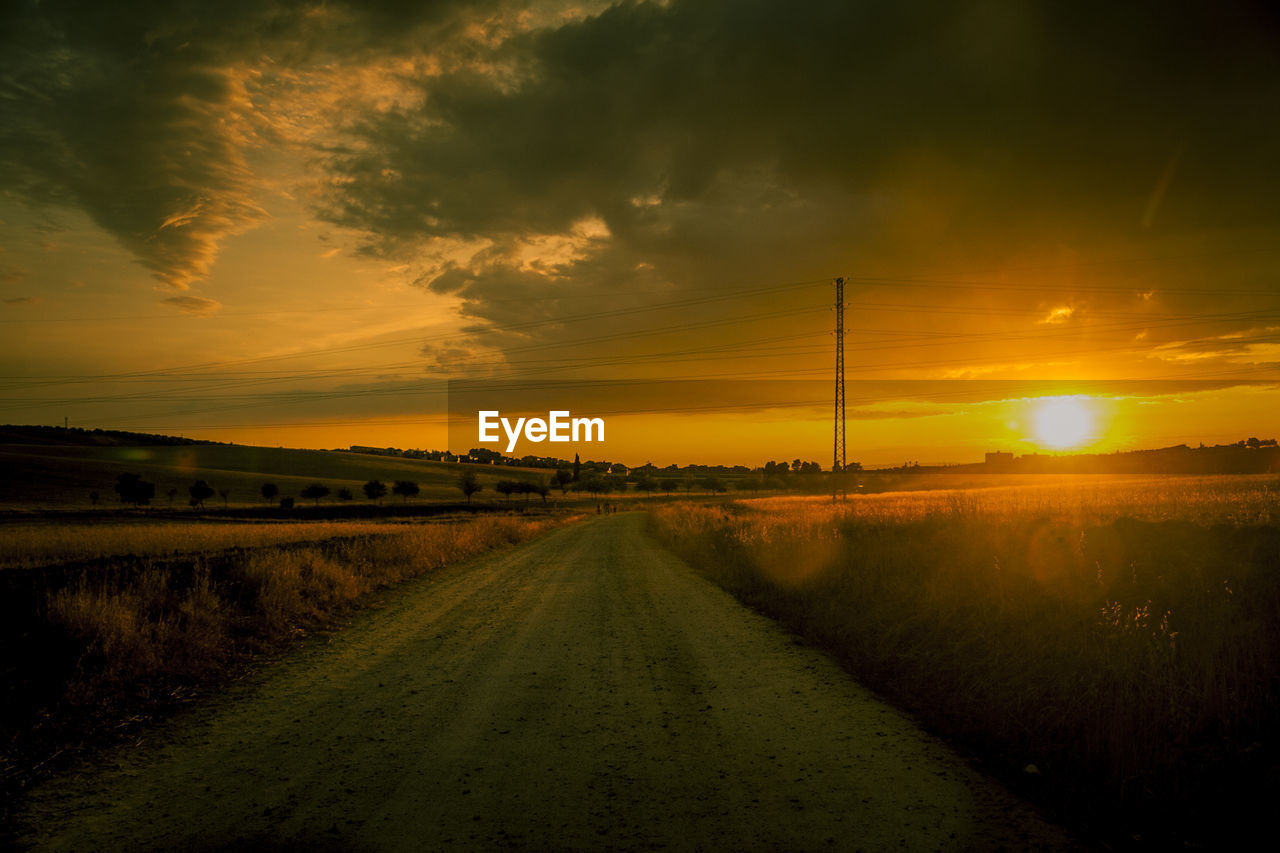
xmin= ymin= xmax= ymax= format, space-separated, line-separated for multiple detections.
xmin=15 ymin=512 xmax=1081 ymax=851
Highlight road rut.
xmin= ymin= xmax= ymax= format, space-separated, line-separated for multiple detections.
xmin=16 ymin=512 xmax=1078 ymax=851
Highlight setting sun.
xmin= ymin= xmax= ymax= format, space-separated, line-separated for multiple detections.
xmin=1032 ymin=397 xmax=1095 ymax=449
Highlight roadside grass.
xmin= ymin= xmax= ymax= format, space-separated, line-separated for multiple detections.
xmin=3 ymin=513 xmax=578 ymax=784
xmin=47 ymin=516 xmax=567 ymax=693
xmin=651 ymin=477 xmax=1280 ymax=845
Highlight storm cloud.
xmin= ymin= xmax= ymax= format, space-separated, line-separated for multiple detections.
xmin=0 ymin=0 xmax=508 ymax=291
xmin=323 ymin=2 xmax=1280 ymax=264
xmin=3 ymin=0 xmax=1279 ymax=362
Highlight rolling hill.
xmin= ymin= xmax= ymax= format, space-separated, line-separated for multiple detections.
xmin=0 ymin=428 xmax=551 ymax=509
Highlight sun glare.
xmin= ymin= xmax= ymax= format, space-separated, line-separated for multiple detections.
xmin=1032 ymin=397 xmax=1094 ymax=449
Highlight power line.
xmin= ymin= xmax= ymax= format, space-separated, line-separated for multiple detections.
xmin=0 ymin=276 xmax=833 ymax=389
xmin=5 ymin=315 xmax=1277 ymax=422
xmin=5 ymin=252 xmax=1279 ymax=437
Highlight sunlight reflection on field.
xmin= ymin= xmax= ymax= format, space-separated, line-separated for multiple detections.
xmin=742 ymin=474 xmax=1279 ymax=525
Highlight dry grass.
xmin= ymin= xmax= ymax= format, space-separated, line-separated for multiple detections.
xmin=651 ymin=475 xmax=1280 ymax=842
xmin=48 ymin=568 xmax=227 ymax=698
xmin=22 ymin=515 xmax=575 ymax=715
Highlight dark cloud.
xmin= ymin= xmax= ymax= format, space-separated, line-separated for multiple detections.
xmin=3 ymin=0 xmax=1279 ymax=368
xmin=1 ymin=2 xmax=279 ymax=289
xmin=325 ymin=1 xmax=1280 ymax=245
xmin=312 ymin=0 xmax=1280 ymax=369
xmin=0 ymin=0 xmax=510 ymax=292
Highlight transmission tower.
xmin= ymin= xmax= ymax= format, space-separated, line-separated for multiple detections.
xmin=833 ymin=276 xmax=846 ymax=498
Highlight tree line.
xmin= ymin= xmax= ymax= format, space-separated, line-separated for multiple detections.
xmin=109 ymin=474 xmax=427 ymax=508
xmin=106 ymin=462 xmax=834 ymax=510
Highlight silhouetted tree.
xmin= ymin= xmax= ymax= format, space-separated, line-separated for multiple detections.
xmin=301 ymin=483 xmax=330 ymax=505
xmin=764 ymin=460 xmax=790 ymax=478
xmin=573 ymin=453 xmax=581 ymax=482
xmin=392 ymin=480 xmax=420 ymax=503
xmin=337 ymin=488 xmax=353 ymax=501
xmin=495 ymin=480 xmax=518 ymax=501
xmin=218 ymin=488 xmax=230 ymax=509
xmin=634 ymin=475 xmax=657 ymax=495
xmin=457 ymin=471 xmax=481 ymax=503
xmin=114 ymin=473 xmax=154 ymax=506
xmin=362 ymin=480 xmax=387 ymax=504
xmin=660 ymin=478 xmax=679 ymax=495
xmin=535 ymin=481 xmax=550 ymax=504
xmin=553 ymin=468 xmax=574 ymax=494
xmin=261 ymin=482 xmax=279 ymax=505
xmin=188 ymin=479 xmax=215 ymax=509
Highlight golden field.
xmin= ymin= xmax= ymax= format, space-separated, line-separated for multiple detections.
xmin=651 ymin=475 xmax=1280 ymax=841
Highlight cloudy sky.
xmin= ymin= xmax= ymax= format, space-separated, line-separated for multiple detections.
xmin=1 ymin=0 xmax=1278 ymax=465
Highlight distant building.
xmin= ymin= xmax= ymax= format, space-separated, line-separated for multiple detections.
xmin=985 ymin=451 xmax=1014 ymax=465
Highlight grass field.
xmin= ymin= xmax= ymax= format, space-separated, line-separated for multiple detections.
xmin=0 ymin=442 xmax=552 ymax=508
xmin=651 ymin=474 xmax=1280 ymax=845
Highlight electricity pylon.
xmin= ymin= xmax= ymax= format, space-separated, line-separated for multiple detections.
xmin=833 ymin=276 xmax=846 ymax=499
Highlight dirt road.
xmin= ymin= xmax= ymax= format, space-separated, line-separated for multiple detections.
xmin=16 ymin=513 xmax=1078 ymax=851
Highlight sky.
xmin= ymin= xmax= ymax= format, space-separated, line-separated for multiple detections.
xmin=1 ymin=0 xmax=1278 ymax=467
